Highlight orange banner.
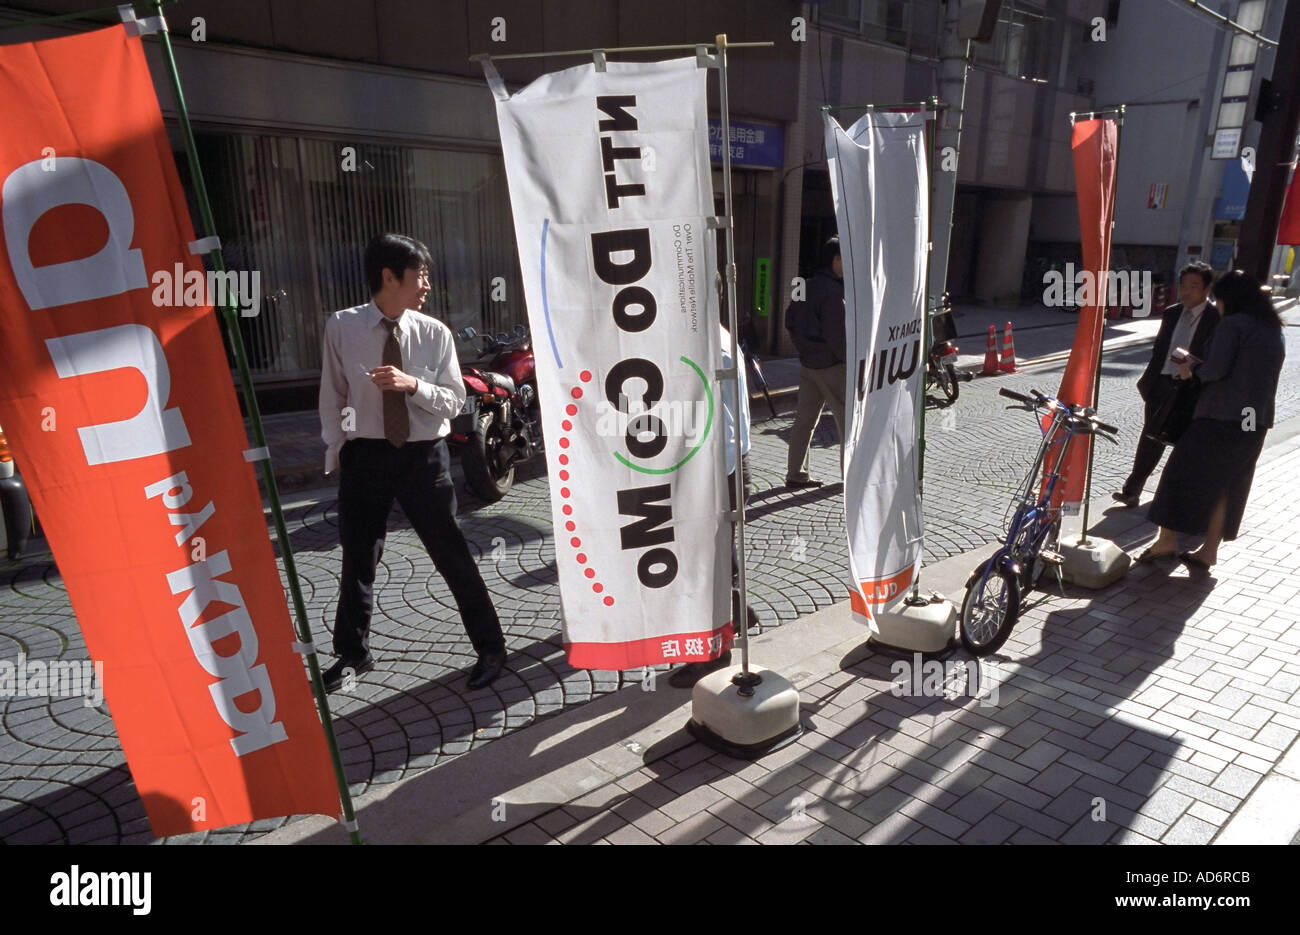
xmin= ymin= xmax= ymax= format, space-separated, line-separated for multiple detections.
xmin=1280 ymin=175 xmax=1300 ymax=246
xmin=1053 ymin=118 xmax=1118 ymax=510
xmin=0 ymin=27 xmax=338 ymax=835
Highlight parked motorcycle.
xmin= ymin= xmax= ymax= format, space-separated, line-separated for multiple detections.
xmin=451 ymin=324 xmax=542 ymax=502
xmin=925 ymin=297 xmax=968 ymax=405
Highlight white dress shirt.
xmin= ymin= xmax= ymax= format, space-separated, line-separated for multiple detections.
xmin=1160 ymin=300 xmax=1207 ymax=376
xmin=319 ymin=301 xmax=467 ymax=474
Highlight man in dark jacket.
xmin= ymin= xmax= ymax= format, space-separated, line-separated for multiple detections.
xmin=1114 ymin=261 xmax=1218 ymax=507
xmin=784 ymin=237 xmax=847 ymax=488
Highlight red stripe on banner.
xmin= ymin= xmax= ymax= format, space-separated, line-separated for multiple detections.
xmin=0 ymin=27 xmax=338 ymax=836
xmin=1053 ymin=118 xmax=1118 ymax=509
xmin=848 ymin=566 xmax=917 ymax=623
xmin=566 ymin=622 xmax=735 ymax=670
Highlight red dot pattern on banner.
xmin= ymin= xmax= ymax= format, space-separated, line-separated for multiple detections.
xmin=555 ymin=369 xmax=613 ymax=605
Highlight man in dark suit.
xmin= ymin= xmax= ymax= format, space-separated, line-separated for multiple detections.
xmin=1113 ymin=261 xmax=1218 ymax=507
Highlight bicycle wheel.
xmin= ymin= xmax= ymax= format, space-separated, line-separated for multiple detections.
xmin=960 ymin=562 xmax=1021 ymax=656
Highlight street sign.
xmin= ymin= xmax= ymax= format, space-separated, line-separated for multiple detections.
xmin=1212 ymin=127 xmax=1242 ymax=159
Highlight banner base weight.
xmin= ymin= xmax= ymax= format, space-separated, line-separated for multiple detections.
xmin=688 ymin=665 xmax=802 ymax=759
xmin=1060 ymin=537 xmax=1130 ymax=589
xmin=867 ymin=600 xmax=957 ymax=653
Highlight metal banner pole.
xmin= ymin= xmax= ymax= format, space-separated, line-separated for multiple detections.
xmin=714 ymin=33 xmax=756 ymax=691
xmin=909 ymin=97 xmax=939 ymax=603
xmin=1078 ymin=105 xmax=1125 ymax=547
xmin=147 ymin=2 xmax=362 ymax=844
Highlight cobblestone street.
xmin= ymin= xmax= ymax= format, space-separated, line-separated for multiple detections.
xmin=2 ymin=339 xmax=1298 ymax=844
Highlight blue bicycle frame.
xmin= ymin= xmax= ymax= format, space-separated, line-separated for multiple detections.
xmin=969 ymin=398 xmax=1077 ymax=594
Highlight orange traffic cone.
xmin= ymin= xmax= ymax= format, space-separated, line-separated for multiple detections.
xmin=999 ymin=321 xmax=1018 ymax=373
xmin=980 ymin=324 xmax=1001 ymax=375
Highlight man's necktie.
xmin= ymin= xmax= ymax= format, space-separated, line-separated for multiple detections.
xmin=381 ymin=318 xmax=409 ymax=447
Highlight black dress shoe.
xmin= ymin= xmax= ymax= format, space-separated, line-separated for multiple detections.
xmin=1111 ymin=491 xmax=1139 ymax=508
xmin=785 ymin=477 xmax=823 ymax=489
xmin=467 ymin=650 xmax=507 ymax=690
xmin=321 ymin=654 xmax=374 ymax=693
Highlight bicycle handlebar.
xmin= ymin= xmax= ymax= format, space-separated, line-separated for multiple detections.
xmin=998 ymin=386 xmax=1119 ymax=438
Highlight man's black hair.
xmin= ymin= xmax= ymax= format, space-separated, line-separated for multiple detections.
xmin=364 ymin=233 xmax=432 ymax=295
xmin=1177 ymin=260 xmax=1214 ymax=289
xmin=821 ymin=236 xmax=841 ymax=270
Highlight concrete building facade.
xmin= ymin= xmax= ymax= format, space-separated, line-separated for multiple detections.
xmin=0 ymin=0 xmax=1287 ymax=397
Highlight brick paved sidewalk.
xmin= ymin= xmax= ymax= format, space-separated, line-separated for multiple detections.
xmin=481 ymin=431 xmax=1300 ymax=845
xmin=2 ymin=318 xmax=1296 ymax=844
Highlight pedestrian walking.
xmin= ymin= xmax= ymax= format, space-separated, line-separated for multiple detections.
xmin=784 ymin=237 xmax=847 ymax=488
xmin=1113 ymin=261 xmax=1218 ymax=507
xmin=318 ymin=233 xmax=508 ymax=692
xmin=1137 ymin=270 xmax=1285 ymax=576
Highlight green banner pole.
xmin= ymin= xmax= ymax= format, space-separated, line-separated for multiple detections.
xmin=146 ymin=2 xmax=362 ymax=845
xmin=909 ymin=97 xmax=939 ymax=602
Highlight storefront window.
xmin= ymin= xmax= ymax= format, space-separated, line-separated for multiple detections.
xmin=971 ymin=1 xmax=1053 ymax=82
xmin=189 ymin=132 xmax=523 ymax=381
xmin=815 ymin=0 xmax=943 ymax=58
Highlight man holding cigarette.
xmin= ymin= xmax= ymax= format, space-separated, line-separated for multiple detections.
xmin=318 ymin=233 xmax=507 ymax=693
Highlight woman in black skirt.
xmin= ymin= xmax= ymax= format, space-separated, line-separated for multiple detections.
xmin=1138 ymin=270 xmax=1285 ymax=576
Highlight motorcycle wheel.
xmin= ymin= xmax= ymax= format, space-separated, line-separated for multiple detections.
xmin=937 ymin=363 xmax=959 ymax=403
xmin=462 ymin=410 xmax=515 ymax=502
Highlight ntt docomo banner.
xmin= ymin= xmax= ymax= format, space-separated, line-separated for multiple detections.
xmin=0 ymin=27 xmax=337 ymax=834
xmin=824 ymin=111 xmax=928 ymax=628
xmin=489 ymin=57 xmax=731 ymax=669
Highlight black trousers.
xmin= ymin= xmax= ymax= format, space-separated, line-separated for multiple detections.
xmin=333 ymin=438 xmax=504 ymax=660
xmin=1122 ymin=376 xmax=1178 ymax=499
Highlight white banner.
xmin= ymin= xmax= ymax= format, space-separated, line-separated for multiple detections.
xmin=490 ymin=57 xmax=731 ymax=670
xmin=825 ymin=111 xmax=928 ymax=629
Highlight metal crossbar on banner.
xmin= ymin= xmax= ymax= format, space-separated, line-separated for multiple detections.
xmin=471 ymin=40 xmax=772 ymax=62
xmin=142 ymin=1 xmax=362 ymax=844
xmin=822 ymin=101 xmax=948 ymax=114
xmin=1069 ymin=107 xmax=1126 ymax=124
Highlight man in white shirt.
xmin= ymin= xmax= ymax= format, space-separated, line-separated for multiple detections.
xmin=1114 ymin=261 xmax=1219 ymax=508
xmin=319 ymin=233 xmax=506 ymax=692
